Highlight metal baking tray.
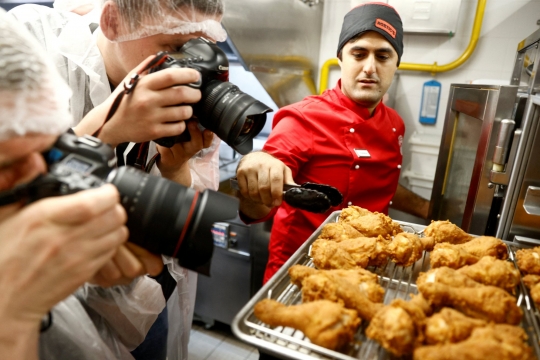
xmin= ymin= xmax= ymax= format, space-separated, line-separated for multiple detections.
xmin=231 ymin=211 xmax=540 ymax=360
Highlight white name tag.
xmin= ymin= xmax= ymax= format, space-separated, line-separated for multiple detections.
xmin=354 ymin=149 xmax=371 ymax=158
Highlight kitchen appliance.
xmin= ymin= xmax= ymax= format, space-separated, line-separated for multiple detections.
xmin=194 ymin=215 xmax=271 ymax=327
xmin=430 ymin=27 xmax=540 ymax=241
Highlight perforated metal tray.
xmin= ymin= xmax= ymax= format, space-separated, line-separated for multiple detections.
xmin=231 ymin=211 xmax=540 ymax=360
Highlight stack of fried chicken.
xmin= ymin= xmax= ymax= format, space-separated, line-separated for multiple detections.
xmin=252 ymin=206 xmax=534 ymax=358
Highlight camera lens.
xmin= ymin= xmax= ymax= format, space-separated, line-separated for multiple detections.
xmin=196 ymin=80 xmax=272 ymax=155
xmin=109 ymin=166 xmax=238 ymax=272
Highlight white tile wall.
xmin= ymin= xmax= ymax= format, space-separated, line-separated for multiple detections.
xmin=317 ymin=0 xmax=540 ymax=197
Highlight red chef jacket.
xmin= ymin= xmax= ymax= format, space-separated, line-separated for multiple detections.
xmin=252 ymin=80 xmax=405 ymax=283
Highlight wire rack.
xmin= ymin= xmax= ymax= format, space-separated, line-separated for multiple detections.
xmin=231 ymin=211 xmax=540 ymax=360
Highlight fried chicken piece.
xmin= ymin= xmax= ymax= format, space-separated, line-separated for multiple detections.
xmin=424 ymin=308 xmax=488 ymax=344
xmin=522 ymin=274 xmax=540 ymax=307
xmin=339 ymin=205 xmax=402 ymax=239
xmin=421 ymin=220 xmax=474 ymax=251
xmin=311 ymin=236 xmax=389 ymax=269
xmin=319 ymin=222 xmax=363 ymax=241
xmin=365 ymin=294 xmax=431 ymax=356
xmin=288 ymin=265 xmax=384 ymax=303
xmin=516 ymin=246 xmax=540 ymax=275
xmin=414 ymin=324 xmax=534 ymax=360
xmin=387 ymin=232 xmax=433 ymax=267
xmin=456 ymin=256 xmax=520 ymax=293
xmin=311 ymin=238 xmax=369 ymax=270
xmin=417 ymin=281 xmax=523 ymax=325
xmin=253 ymin=299 xmax=361 ymax=351
xmin=417 ymin=267 xmax=483 ymax=289
xmin=430 ymin=236 xmax=508 ymax=269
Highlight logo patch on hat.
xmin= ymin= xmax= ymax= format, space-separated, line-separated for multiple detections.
xmin=375 ymin=18 xmax=396 ymax=39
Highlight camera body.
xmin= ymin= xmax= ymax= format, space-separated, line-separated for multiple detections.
xmin=150 ymin=37 xmax=272 ymax=155
xmin=31 ymin=133 xmax=239 ymax=274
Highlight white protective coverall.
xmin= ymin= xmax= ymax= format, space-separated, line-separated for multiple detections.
xmin=1 ymin=7 xmax=167 ymax=360
xmin=9 ymin=3 xmax=222 ymax=360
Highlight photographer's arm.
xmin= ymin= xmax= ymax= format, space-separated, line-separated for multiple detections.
xmin=74 ymin=56 xmax=201 ymax=147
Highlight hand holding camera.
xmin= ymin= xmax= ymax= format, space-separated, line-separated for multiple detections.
xmin=0 ymin=185 xmax=128 ymax=324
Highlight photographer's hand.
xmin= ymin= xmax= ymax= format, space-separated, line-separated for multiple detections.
xmin=89 ymin=243 xmax=164 ymax=287
xmin=74 ymin=55 xmax=202 ymax=147
xmin=156 ymin=121 xmax=214 ymax=186
xmin=0 ymin=185 xmax=127 ymax=326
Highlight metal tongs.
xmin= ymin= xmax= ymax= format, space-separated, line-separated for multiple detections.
xmin=230 ymin=178 xmax=343 ymax=213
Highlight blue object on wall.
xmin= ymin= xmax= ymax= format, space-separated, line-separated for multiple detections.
xmin=419 ymin=79 xmax=441 ymax=125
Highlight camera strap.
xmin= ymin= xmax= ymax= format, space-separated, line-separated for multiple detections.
xmin=92 ymin=52 xmax=170 ymax=170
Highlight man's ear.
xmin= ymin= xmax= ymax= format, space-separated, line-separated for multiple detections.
xmin=100 ymin=1 xmax=120 ymax=41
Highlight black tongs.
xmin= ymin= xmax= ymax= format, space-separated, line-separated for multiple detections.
xmin=230 ymin=178 xmax=343 ymax=213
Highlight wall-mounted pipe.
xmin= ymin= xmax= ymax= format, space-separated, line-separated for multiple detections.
xmin=318 ymin=0 xmax=487 ymax=94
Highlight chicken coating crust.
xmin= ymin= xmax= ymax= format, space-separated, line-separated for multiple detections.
xmin=414 ymin=324 xmax=534 ymax=360
xmin=311 ymin=236 xmax=389 ymax=269
xmin=339 ymin=206 xmax=402 ymax=239
xmin=311 ymin=238 xmax=369 ymax=270
xmin=388 ymin=232 xmax=426 ymax=267
xmin=254 ymin=299 xmax=361 ymax=351
xmin=516 ymin=246 xmax=540 ymax=275
xmin=430 ymin=236 xmax=508 ymax=269
xmin=456 ymin=256 xmax=520 ymax=293
xmin=319 ymin=222 xmax=363 ymax=242
xmin=417 ymin=281 xmax=523 ymax=325
xmin=422 ymin=220 xmax=474 ymax=251
xmin=288 ymin=265 xmax=384 ymax=303
xmin=365 ymin=294 xmax=430 ymax=356
xmin=424 ymin=308 xmax=488 ymax=345
xmin=522 ymin=274 xmax=540 ymax=307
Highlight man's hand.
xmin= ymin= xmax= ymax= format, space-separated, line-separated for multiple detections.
xmin=0 ymin=185 xmax=128 ymax=325
xmin=74 ymin=55 xmax=202 ymax=147
xmin=89 ymin=243 xmax=164 ymax=288
xmin=236 ymin=151 xmax=295 ymax=219
xmin=156 ymin=121 xmax=214 ymax=186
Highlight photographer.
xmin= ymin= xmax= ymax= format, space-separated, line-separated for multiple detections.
xmin=9 ymin=1 xmax=226 ymax=359
xmin=0 ymin=9 xmax=167 ymax=360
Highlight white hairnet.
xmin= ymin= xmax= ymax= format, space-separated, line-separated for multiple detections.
xmin=98 ymin=0 xmax=227 ymax=43
xmin=0 ymin=9 xmax=73 ymax=141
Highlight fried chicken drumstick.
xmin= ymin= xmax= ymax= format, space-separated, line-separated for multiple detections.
xmin=424 ymin=308 xmax=488 ymax=344
xmin=414 ymin=324 xmax=534 ymax=360
xmin=456 ymin=256 xmax=520 ymax=293
xmin=430 ymin=236 xmax=508 ymax=269
xmin=339 ymin=206 xmax=402 ymax=239
xmin=311 ymin=235 xmax=389 ymax=269
xmin=417 ymin=280 xmax=522 ymax=325
xmin=516 ymin=246 xmax=540 ymax=275
xmin=365 ymin=294 xmax=431 ymax=357
xmin=288 ymin=265 xmax=385 ymax=303
xmin=387 ymin=232 xmax=433 ymax=267
xmin=253 ymin=299 xmax=361 ymax=351
xmin=421 ymin=220 xmax=474 ymax=251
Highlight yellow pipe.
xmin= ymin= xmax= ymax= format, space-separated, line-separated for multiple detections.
xmin=318 ymin=0 xmax=487 ymax=93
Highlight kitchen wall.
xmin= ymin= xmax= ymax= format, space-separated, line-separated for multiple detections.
xmin=318 ymin=0 xmax=540 ymax=199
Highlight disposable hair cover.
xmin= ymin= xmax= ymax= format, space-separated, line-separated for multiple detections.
xmin=98 ymin=0 xmax=227 ymax=43
xmin=0 ymin=9 xmax=73 ymax=140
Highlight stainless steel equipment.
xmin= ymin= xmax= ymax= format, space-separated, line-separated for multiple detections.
xmin=430 ymin=28 xmax=540 ymax=241
xmin=231 ymin=212 xmax=540 ymax=359
xmin=221 ymin=0 xmax=324 ymax=107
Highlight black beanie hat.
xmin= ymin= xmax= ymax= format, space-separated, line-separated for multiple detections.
xmin=337 ymin=2 xmax=403 ymax=65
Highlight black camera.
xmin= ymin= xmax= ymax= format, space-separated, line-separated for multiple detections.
xmin=5 ymin=133 xmax=238 ymax=274
xmin=149 ymin=37 xmax=272 ymax=155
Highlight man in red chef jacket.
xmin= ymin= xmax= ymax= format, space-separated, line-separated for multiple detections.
xmin=236 ymin=2 xmax=429 ymax=285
